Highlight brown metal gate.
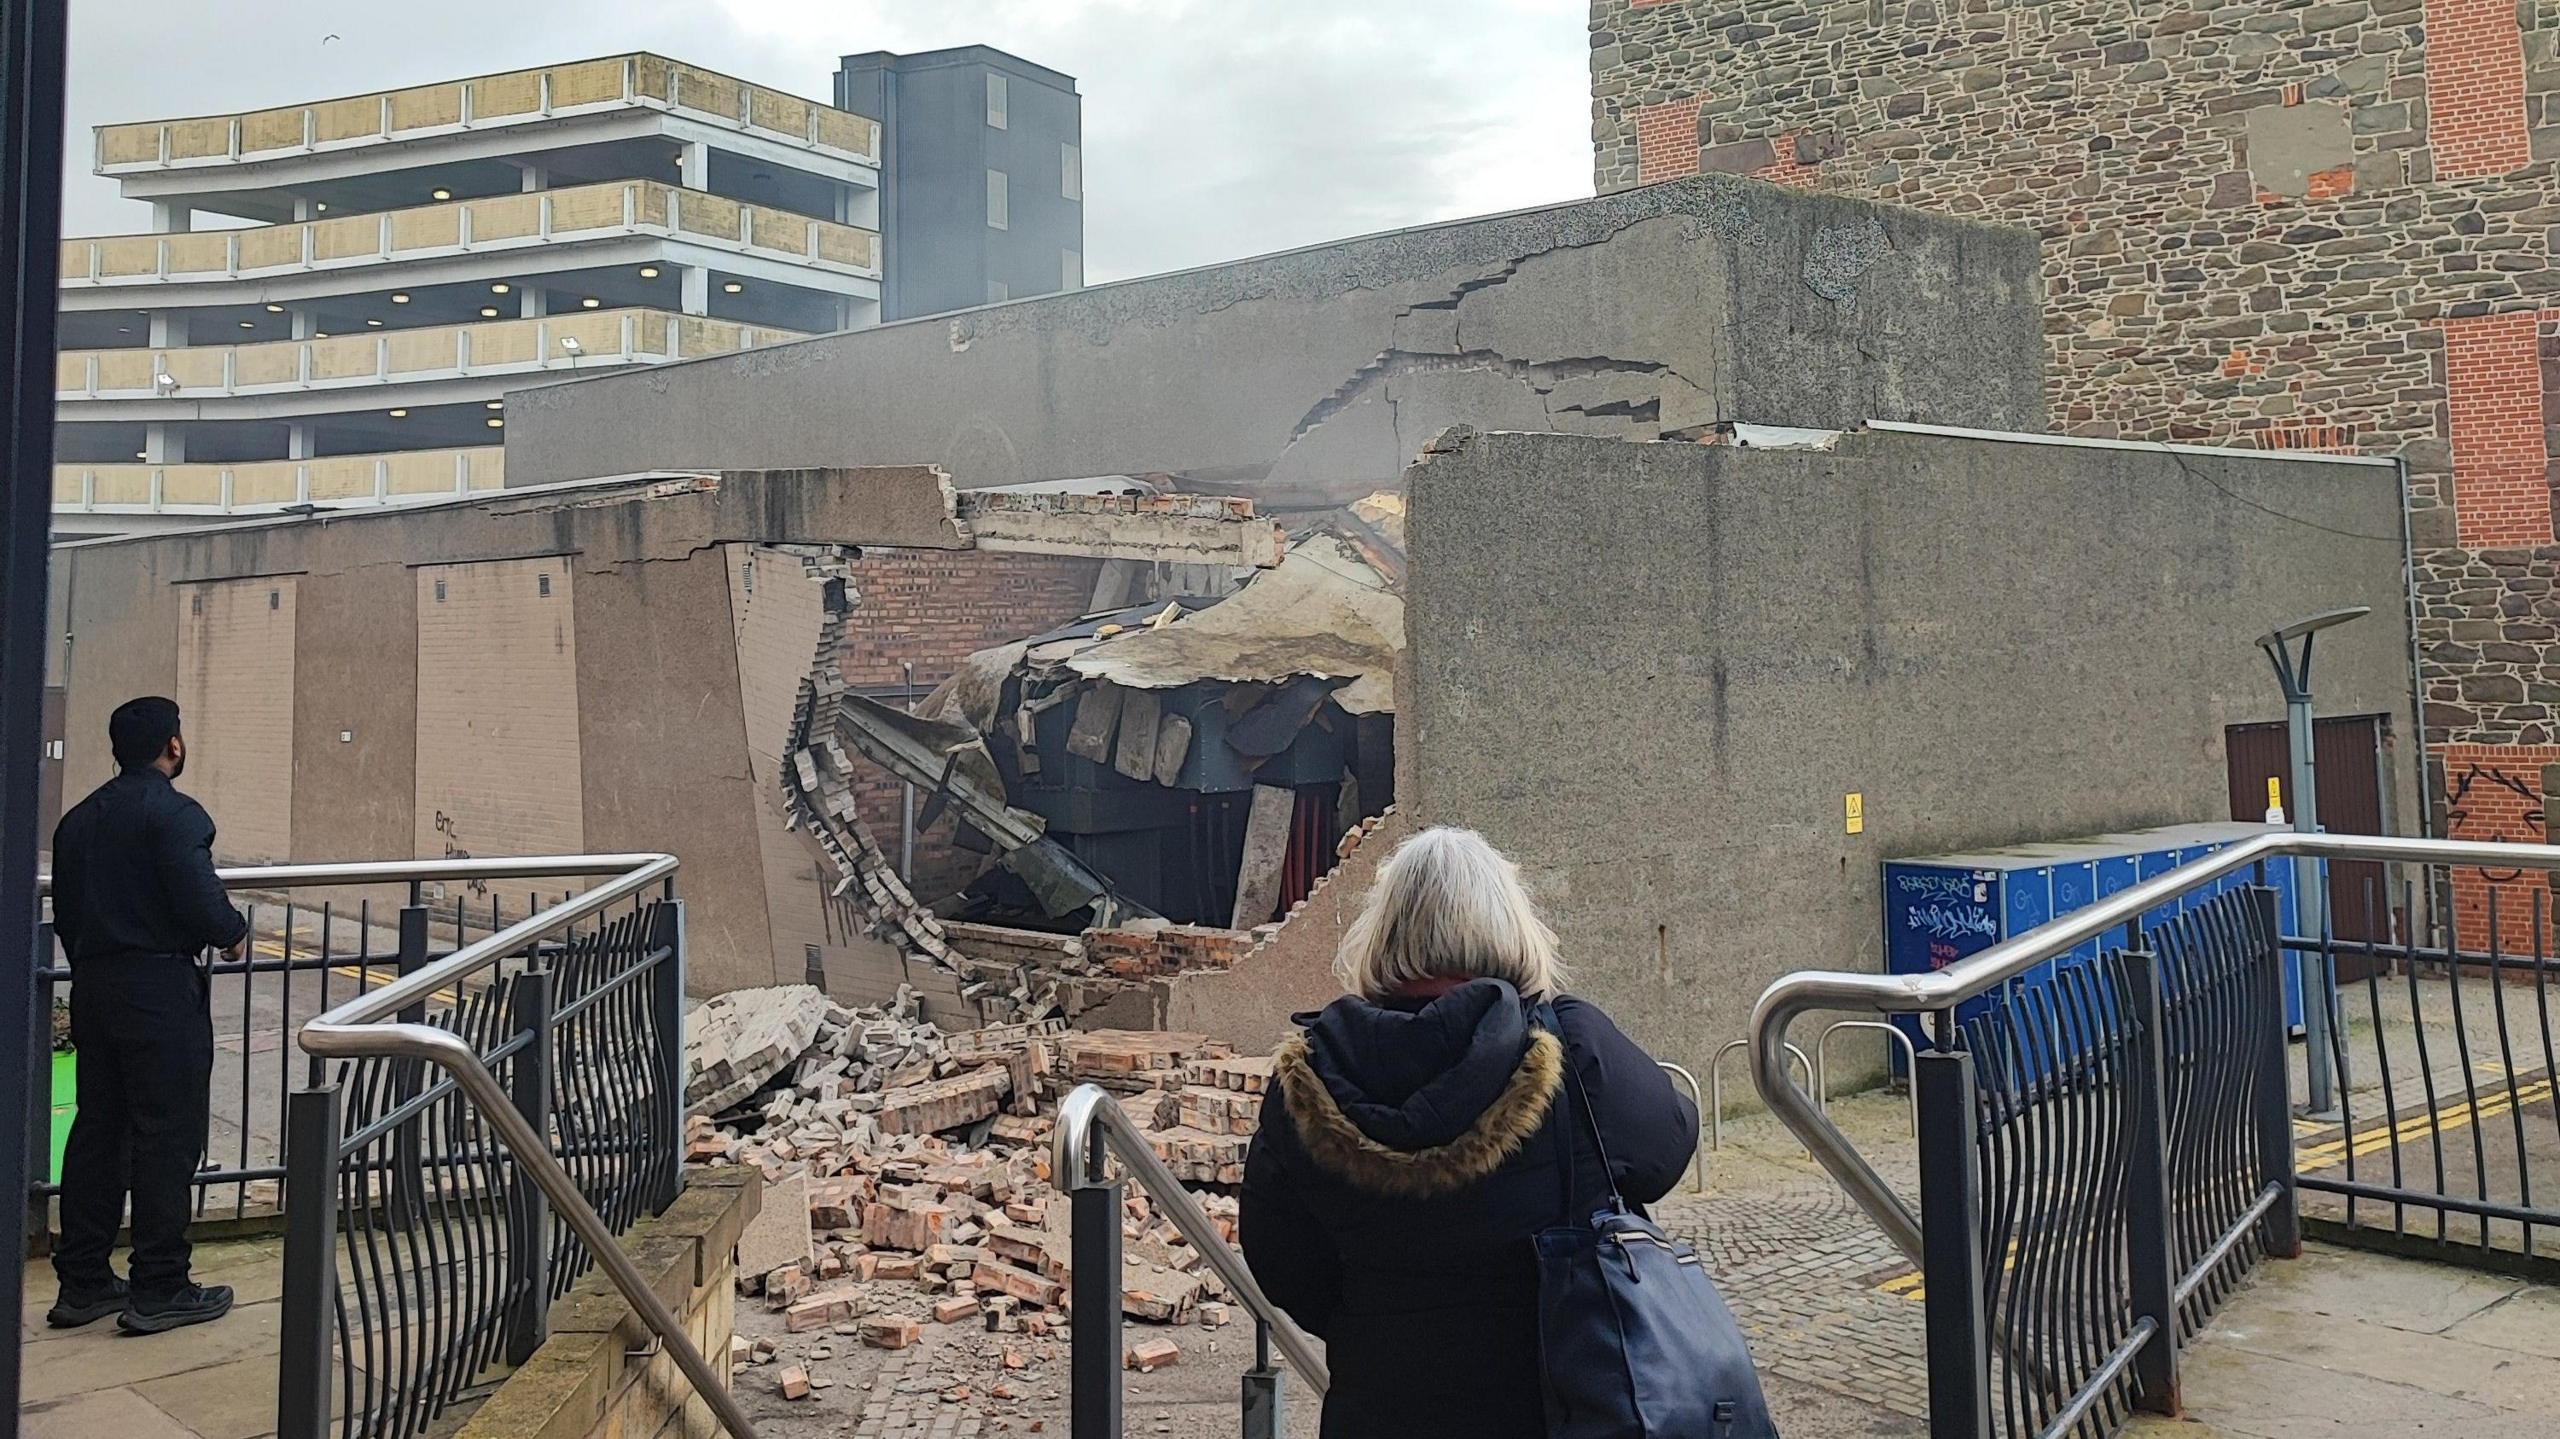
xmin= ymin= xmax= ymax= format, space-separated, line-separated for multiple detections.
xmin=2225 ymin=714 xmax=2392 ymax=945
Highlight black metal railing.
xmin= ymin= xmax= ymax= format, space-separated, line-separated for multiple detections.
xmin=1756 ymin=832 xmax=2560 ymax=1439
xmin=28 ymin=885 xmax=584 ymax=1242
xmin=281 ymin=890 xmax=684 ymax=1439
xmin=2286 ymin=870 xmax=2560 ymax=1270
xmin=28 ymin=855 xmax=706 ymax=1439
xmin=1915 ymin=887 xmax=2297 ymax=1439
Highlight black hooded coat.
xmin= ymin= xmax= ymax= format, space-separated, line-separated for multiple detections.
xmin=1239 ymin=979 xmax=1700 ymax=1438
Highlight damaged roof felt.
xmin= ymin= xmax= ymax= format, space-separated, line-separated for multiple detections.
xmin=1059 ymin=535 xmax=1402 ymax=714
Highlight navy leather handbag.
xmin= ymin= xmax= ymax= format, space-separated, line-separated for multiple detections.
xmin=1535 ymin=1011 xmax=1781 ymax=1439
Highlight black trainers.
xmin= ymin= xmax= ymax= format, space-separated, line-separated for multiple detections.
xmin=118 ymin=1283 xmax=234 ymax=1335
xmin=46 ymin=1276 xmax=128 ymax=1328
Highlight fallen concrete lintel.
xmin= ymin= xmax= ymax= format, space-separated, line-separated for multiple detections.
xmin=958 ymin=491 xmax=1285 ymax=568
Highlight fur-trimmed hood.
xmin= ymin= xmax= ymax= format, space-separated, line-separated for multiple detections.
xmin=1273 ymin=979 xmax=1561 ymax=1198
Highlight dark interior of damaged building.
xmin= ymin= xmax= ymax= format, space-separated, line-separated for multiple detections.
xmin=819 ymin=496 xmax=1402 ymax=942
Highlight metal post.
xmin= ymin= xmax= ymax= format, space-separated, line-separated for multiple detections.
xmin=2121 ymin=948 xmax=2181 ymax=1416
xmin=505 ymin=968 xmax=554 ymax=1364
xmin=2250 ymin=886 xmax=2304 ymax=1259
xmin=2259 ymin=608 xmax=2367 ymax=1116
xmin=1914 ymin=1049 xmax=1992 ymax=1439
xmin=0 ymin=5 xmax=72 ymax=1420
xmin=1070 ymin=1175 xmax=1124 ymax=1439
xmin=647 ymin=899 xmax=687 ymax=1211
xmin=390 ymin=904 xmax=430 ymax=1224
xmin=900 ymin=661 xmax=917 ymax=882
xmin=27 ymin=922 xmax=55 ymax=1253
xmin=277 ymin=1086 xmax=343 ymax=1439
xmin=1242 ymin=1320 xmax=1283 ymax=1439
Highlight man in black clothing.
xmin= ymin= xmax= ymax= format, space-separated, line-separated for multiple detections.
xmin=46 ymin=696 xmax=245 ymax=1334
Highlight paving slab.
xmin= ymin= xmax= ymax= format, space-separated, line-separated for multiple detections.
xmin=2443 ymin=1281 xmax=2560 ymax=1359
xmin=21 ymin=1384 xmax=201 ymax=1439
xmin=2208 ymin=1242 xmax=2521 ymax=1335
xmin=20 ymin=1296 xmax=281 ymax=1405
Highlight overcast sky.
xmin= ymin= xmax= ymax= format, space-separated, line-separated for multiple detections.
xmin=62 ymin=0 xmax=1594 ymax=283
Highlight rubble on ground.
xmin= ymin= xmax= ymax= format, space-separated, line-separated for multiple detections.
xmin=687 ymin=983 xmax=1277 ymax=1349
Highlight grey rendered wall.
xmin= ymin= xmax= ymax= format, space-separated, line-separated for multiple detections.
xmin=1402 ymin=428 xmax=2417 ymax=1092
xmin=505 ymin=177 xmax=2047 ymax=509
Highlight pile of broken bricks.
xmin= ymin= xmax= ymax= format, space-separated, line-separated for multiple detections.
xmin=685 ymin=983 xmax=1280 ymax=1399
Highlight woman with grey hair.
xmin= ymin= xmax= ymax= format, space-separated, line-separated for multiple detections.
xmin=1240 ymin=826 xmax=1701 ymax=1438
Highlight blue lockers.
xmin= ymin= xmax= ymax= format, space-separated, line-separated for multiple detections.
xmin=1882 ymin=822 xmax=2308 ymax=1071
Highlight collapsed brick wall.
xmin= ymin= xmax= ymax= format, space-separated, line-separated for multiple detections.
xmin=1150 ymin=809 xmax=1411 ymax=1052
xmin=1589 ymin=0 xmax=2560 ymax=938
xmin=835 ymin=549 xmax=1102 ymax=903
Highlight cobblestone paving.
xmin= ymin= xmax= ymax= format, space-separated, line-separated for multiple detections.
xmin=1658 ymin=1092 xmax=1930 ymax=1426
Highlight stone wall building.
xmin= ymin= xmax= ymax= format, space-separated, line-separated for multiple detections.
xmin=1589 ymin=0 xmax=2560 ymax=946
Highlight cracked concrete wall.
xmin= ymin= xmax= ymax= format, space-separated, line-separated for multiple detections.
xmin=1403 ymin=428 xmax=2417 ymax=1092
xmin=45 ymin=469 xmax=983 ymax=995
xmin=505 ymin=177 xmax=2047 ymax=509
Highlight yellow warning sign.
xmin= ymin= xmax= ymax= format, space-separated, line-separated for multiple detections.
xmin=1846 ymin=792 xmax=1865 ymax=835
xmin=2267 ymin=776 xmax=2283 ymax=811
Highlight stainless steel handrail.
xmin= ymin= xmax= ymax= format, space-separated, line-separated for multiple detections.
xmin=37 ymin=851 xmax=683 ymax=898
xmin=264 ymin=853 xmax=753 ymax=1439
xmin=1749 ymin=831 xmax=2560 ymax=1265
xmin=1656 ymin=1061 xmax=1705 ymax=1193
xmin=1053 ymin=1083 xmax=1331 ymax=1393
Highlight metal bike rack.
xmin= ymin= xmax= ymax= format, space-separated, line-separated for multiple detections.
xmin=1709 ymin=1037 xmax=1812 ymax=1150
xmin=1812 ymin=1019 xmax=1919 ymax=1139
xmin=1656 ymin=1061 xmax=1706 ymax=1193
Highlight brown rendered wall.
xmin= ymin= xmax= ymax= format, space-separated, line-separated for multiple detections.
xmin=573 ymin=553 xmax=775 ymax=993
xmin=414 ymin=557 xmax=587 ymax=874
xmin=43 ymin=468 xmax=976 ymax=993
xmin=287 ymin=563 xmax=417 ymax=866
xmin=174 ymin=576 xmax=298 ymax=862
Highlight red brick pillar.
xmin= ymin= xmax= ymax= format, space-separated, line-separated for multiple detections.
xmin=1635 ymin=97 xmax=1703 ymax=185
xmin=2425 ymin=0 xmax=2533 ymax=179
xmin=2440 ymin=310 xmax=2552 ymax=549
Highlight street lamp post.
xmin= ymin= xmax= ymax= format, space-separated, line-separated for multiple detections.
xmin=2257 ymin=606 xmax=2370 ymax=1117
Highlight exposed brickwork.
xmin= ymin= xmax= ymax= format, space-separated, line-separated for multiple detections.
xmin=2443 ymin=309 xmax=2553 ymax=548
xmin=2426 ymin=0 xmax=2533 ymax=179
xmin=1588 ymin=0 xmax=2560 ymax=759
xmin=1634 ymin=95 xmax=1703 ymax=183
xmin=174 ymin=576 xmax=296 ymax=862
xmin=2438 ymin=741 xmax=2560 ymax=950
xmin=836 ymin=549 xmax=1100 ymax=903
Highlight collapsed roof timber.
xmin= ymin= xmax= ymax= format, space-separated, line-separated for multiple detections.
xmin=779 ymin=480 xmax=1404 ymax=1020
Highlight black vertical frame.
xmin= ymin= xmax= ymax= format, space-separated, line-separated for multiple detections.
xmin=0 ymin=0 xmax=70 ymax=1422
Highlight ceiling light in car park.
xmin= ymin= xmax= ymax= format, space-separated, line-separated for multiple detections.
xmin=134 ymin=450 xmax=146 ymax=459
xmin=581 ymin=297 xmax=601 ymax=309
xmin=480 ymin=306 xmax=500 ymax=318
xmin=722 ymin=281 xmax=744 ymax=293
xmin=390 ymin=293 xmax=411 ymax=304
xmin=389 ymin=408 xmax=409 ymax=418
xmin=315 ymin=202 xmax=329 ymax=212
xmin=239 ymin=320 xmax=256 ymax=329
xmin=491 ymin=282 xmax=510 ymax=294
xmin=639 ymin=266 xmax=660 ymax=278
xmin=264 ymin=303 xmax=284 ymax=313
xmin=432 ymin=188 xmax=452 ymax=200
xmin=485 ymin=401 xmax=504 ymax=410
xmin=486 ymin=417 xmax=505 ymax=429
xmin=366 ymin=318 xmax=384 ymax=327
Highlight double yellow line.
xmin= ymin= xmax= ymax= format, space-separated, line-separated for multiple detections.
xmin=1872 ymin=1073 xmax=2560 ymax=1301
xmin=247 ymin=937 xmax=460 ymax=1006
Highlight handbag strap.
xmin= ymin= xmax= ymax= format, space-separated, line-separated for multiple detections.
xmin=1536 ymin=1002 xmax=1627 ymax=1220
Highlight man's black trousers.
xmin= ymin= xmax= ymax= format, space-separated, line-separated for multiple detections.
xmin=55 ymin=953 xmax=214 ymax=1299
